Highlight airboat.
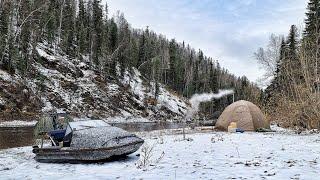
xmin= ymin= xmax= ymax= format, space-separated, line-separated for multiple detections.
xmin=32 ymin=118 xmax=144 ymax=163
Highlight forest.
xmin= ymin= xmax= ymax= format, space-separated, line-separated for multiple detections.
xmin=257 ymin=0 xmax=320 ymax=129
xmin=0 ymin=0 xmax=261 ymax=118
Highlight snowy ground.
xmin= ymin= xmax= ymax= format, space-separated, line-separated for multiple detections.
xmin=1 ymin=130 xmax=320 ymax=180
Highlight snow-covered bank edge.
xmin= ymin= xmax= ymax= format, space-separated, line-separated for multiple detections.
xmin=0 ymin=120 xmax=37 ymax=128
xmin=74 ymin=116 xmax=152 ymax=123
xmin=270 ymin=123 xmax=320 ymax=135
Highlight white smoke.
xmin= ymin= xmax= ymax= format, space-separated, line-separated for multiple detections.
xmin=186 ymin=89 xmax=234 ymax=120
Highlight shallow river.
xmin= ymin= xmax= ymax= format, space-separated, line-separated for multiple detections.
xmin=0 ymin=126 xmax=35 ymax=150
xmin=0 ymin=122 xmax=186 ymax=150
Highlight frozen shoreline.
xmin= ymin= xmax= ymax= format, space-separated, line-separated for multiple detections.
xmin=0 ymin=120 xmax=37 ymax=128
xmin=1 ymin=130 xmax=320 ymax=180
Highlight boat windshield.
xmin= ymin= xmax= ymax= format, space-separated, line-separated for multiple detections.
xmin=65 ymin=120 xmax=111 ymax=136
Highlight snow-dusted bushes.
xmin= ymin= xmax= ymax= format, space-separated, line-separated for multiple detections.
xmin=136 ymin=143 xmax=165 ymax=170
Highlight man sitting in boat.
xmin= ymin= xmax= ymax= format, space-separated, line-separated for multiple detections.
xmin=48 ymin=114 xmax=71 ymax=146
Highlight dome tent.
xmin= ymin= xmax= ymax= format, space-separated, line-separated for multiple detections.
xmin=215 ymin=100 xmax=270 ymax=131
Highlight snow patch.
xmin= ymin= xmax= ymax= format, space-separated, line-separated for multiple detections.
xmin=0 ymin=97 xmax=5 ymax=105
xmin=36 ymin=47 xmax=56 ymax=61
xmin=157 ymin=86 xmax=188 ymax=115
xmin=122 ymin=68 xmax=189 ymax=116
xmin=123 ymin=68 xmax=145 ymax=100
xmin=41 ymin=98 xmax=54 ymax=113
xmin=0 ymin=69 xmax=13 ymax=81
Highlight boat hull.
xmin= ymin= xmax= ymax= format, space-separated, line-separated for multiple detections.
xmin=33 ymin=140 xmax=144 ymax=163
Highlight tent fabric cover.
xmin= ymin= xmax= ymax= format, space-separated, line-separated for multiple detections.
xmin=65 ymin=120 xmax=141 ymax=149
xmin=71 ymin=126 xmax=139 ymax=149
xmin=70 ymin=126 xmax=138 ymax=149
xmin=215 ymin=100 xmax=270 ymax=131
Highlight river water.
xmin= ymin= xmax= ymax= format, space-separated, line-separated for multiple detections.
xmin=0 ymin=122 xmax=187 ymax=150
xmin=0 ymin=126 xmax=35 ymax=150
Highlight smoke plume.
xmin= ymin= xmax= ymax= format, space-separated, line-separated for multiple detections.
xmin=186 ymin=89 xmax=234 ymax=120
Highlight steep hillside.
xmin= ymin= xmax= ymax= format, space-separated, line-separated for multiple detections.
xmin=0 ymin=0 xmax=261 ymax=122
xmin=0 ymin=43 xmax=189 ymax=122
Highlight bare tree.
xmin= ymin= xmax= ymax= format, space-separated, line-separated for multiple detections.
xmin=254 ymin=34 xmax=283 ymax=86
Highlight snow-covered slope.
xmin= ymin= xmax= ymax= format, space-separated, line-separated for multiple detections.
xmin=0 ymin=43 xmax=189 ymax=122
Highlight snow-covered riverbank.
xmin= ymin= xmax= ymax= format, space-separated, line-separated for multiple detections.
xmin=0 ymin=120 xmax=37 ymax=128
xmin=1 ymin=131 xmax=320 ymax=180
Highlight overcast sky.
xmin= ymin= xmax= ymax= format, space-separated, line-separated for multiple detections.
xmin=105 ymin=0 xmax=307 ymax=83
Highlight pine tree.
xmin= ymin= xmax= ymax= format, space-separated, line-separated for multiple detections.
xmin=116 ymin=12 xmax=131 ymax=73
xmin=140 ymin=27 xmax=153 ymax=77
xmin=107 ymin=18 xmax=118 ymax=76
xmin=287 ymin=25 xmax=302 ymax=84
xmin=18 ymin=0 xmax=32 ymax=74
xmin=92 ymin=0 xmax=103 ymax=66
xmin=210 ymin=62 xmax=219 ymax=93
xmin=46 ymin=0 xmax=59 ymax=46
xmin=304 ymin=0 xmax=320 ymax=94
xmin=152 ymin=56 xmax=161 ymax=99
xmin=138 ymin=31 xmax=146 ymax=68
xmin=129 ymin=38 xmax=139 ymax=68
xmin=31 ymin=0 xmax=49 ymax=43
xmin=304 ymin=0 xmax=320 ymax=38
xmin=108 ymin=18 xmax=118 ymax=52
xmin=61 ymin=0 xmax=76 ymax=57
xmin=274 ymin=38 xmax=287 ymax=89
xmin=287 ymin=25 xmax=298 ymax=59
xmin=76 ymin=0 xmax=88 ymax=55
xmin=240 ymin=76 xmax=249 ymax=100
xmin=168 ymin=39 xmax=177 ymax=87
xmin=193 ymin=58 xmax=200 ymax=93
xmin=0 ymin=1 xmax=12 ymax=71
xmin=102 ymin=1 xmax=109 ymax=58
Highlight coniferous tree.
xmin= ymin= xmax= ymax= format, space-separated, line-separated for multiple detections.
xmin=210 ymin=62 xmax=219 ymax=93
xmin=304 ymin=0 xmax=320 ymax=38
xmin=129 ymin=37 xmax=139 ymax=68
xmin=18 ymin=0 xmax=32 ymax=74
xmin=108 ymin=18 xmax=118 ymax=76
xmin=76 ymin=0 xmax=88 ymax=55
xmin=108 ymin=18 xmax=118 ymax=52
xmin=92 ymin=0 xmax=103 ymax=66
xmin=46 ymin=0 xmax=59 ymax=46
xmin=198 ymin=50 xmax=205 ymax=92
xmin=274 ymin=38 xmax=286 ymax=91
xmin=102 ymin=1 xmax=109 ymax=59
xmin=193 ymin=58 xmax=200 ymax=93
xmin=0 ymin=1 xmax=12 ymax=72
xmin=168 ymin=39 xmax=177 ymax=87
xmin=61 ymin=0 xmax=76 ymax=57
xmin=138 ymin=30 xmax=146 ymax=68
xmin=288 ymin=25 xmax=298 ymax=55
xmin=287 ymin=25 xmax=301 ymax=84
